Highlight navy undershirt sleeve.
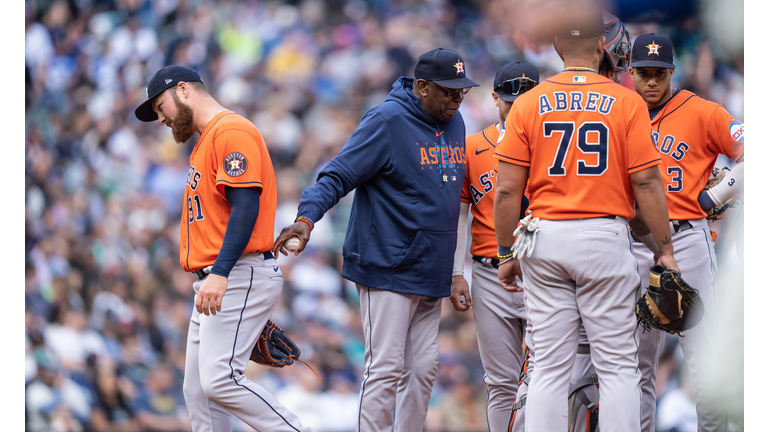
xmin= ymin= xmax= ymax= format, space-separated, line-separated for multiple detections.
xmin=210 ymin=186 xmax=261 ymax=278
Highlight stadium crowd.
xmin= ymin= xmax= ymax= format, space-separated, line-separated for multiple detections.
xmin=25 ymin=0 xmax=743 ymax=430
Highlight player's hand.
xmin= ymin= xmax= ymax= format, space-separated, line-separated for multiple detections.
xmin=498 ymin=258 xmax=523 ymax=292
xmin=655 ymin=253 xmax=681 ymax=274
xmin=273 ymin=222 xmax=312 ymax=258
xmin=196 ymin=274 xmax=228 ymax=316
xmin=449 ymin=275 xmax=471 ymax=312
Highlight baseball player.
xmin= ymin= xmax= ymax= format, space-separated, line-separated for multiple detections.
xmin=493 ymin=6 xmax=679 ymax=432
xmin=449 ymin=61 xmax=537 ymax=432
xmin=134 ymin=65 xmax=315 ymax=432
xmin=627 ymin=34 xmax=744 ymax=432
xmin=507 ymin=12 xmax=634 ymax=432
xmin=272 ymin=48 xmax=478 ymax=432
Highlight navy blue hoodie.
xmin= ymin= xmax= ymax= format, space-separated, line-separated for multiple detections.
xmin=296 ymin=77 xmax=467 ymax=298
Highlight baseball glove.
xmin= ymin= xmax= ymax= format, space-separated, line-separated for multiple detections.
xmin=636 ymin=265 xmax=705 ymax=335
xmin=250 ymin=320 xmax=302 ymax=367
xmin=700 ymin=166 xmax=739 ymax=220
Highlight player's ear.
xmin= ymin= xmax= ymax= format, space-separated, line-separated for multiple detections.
xmin=596 ymin=35 xmax=606 ymax=57
xmin=553 ymin=36 xmax=564 ymax=60
xmin=492 ymin=91 xmax=500 ymax=107
xmin=628 ymin=67 xmax=635 ymax=78
xmin=415 ymin=79 xmax=429 ymax=97
xmin=176 ymin=81 xmax=190 ymax=99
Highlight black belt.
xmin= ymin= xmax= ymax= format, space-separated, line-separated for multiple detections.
xmin=672 ymin=220 xmax=693 ymax=234
xmin=472 ymin=256 xmax=499 ymax=269
xmin=194 ymin=251 xmax=274 ymax=279
xmin=631 ymin=220 xmax=694 ymax=243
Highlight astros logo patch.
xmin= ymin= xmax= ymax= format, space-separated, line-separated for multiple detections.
xmin=224 ymin=152 xmax=248 ymax=176
xmin=454 ymin=60 xmax=465 ymax=75
xmin=646 ymin=41 xmax=661 ymax=56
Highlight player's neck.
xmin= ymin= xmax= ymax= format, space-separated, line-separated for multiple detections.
xmin=496 ymin=120 xmax=503 ymax=134
xmin=562 ymin=58 xmax=599 ymax=73
xmin=195 ymin=98 xmax=226 ymax=133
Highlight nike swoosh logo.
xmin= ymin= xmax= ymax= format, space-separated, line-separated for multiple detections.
xmin=436 ymin=131 xmax=445 ymax=136
xmin=475 ymin=148 xmax=490 ymax=155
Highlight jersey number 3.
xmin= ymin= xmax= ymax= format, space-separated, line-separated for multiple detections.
xmin=545 ymin=122 xmax=609 ymax=176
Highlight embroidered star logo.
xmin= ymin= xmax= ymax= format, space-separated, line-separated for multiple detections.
xmin=443 ymin=174 xmax=448 ymax=182
xmin=229 ymin=159 xmax=241 ymax=170
xmin=454 ymin=60 xmax=464 ymax=75
xmin=646 ymin=41 xmax=661 ymax=56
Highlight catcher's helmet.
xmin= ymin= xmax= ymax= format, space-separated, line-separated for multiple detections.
xmin=601 ymin=12 xmax=631 ymax=72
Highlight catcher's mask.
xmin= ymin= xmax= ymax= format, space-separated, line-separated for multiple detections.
xmin=601 ymin=12 xmax=631 ymax=72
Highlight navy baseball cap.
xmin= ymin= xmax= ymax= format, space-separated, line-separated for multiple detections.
xmin=414 ymin=48 xmax=479 ymax=89
xmin=493 ymin=62 xmax=540 ymax=102
xmin=135 ymin=65 xmax=204 ymax=122
xmin=630 ymin=34 xmax=675 ymax=69
xmin=555 ymin=4 xmax=604 ymax=40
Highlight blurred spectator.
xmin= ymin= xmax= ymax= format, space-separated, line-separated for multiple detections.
xmin=25 ymin=348 xmax=91 ymax=432
xmin=25 ymin=0 xmax=743 ymax=430
xmin=131 ymin=363 xmax=191 ymax=432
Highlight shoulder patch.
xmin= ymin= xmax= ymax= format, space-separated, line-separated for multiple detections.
xmin=224 ymin=152 xmax=248 ymax=176
xmin=496 ymin=123 xmax=506 ymax=144
xmin=729 ymin=121 xmax=744 ymax=142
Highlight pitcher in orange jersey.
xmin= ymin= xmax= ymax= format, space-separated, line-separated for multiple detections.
xmin=135 ymin=66 xmax=315 ymax=432
xmin=627 ymin=33 xmax=744 ymax=432
xmin=492 ymin=6 xmax=678 ymax=431
xmin=449 ymin=61 xmax=537 ymax=432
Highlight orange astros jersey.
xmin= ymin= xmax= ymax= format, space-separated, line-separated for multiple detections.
xmin=461 ymin=124 xmax=501 ymax=257
xmin=648 ymin=90 xmax=744 ymax=220
xmin=495 ymin=72 xmax=661 ymax=220
xmin=180 ymin=110 xmax=277 ymax=272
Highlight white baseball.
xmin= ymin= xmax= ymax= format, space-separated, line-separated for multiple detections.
xmin=285 ymin=237 xmax=301 ymax=252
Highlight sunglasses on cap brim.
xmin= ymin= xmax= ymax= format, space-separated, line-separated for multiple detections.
xmin=494 ymin=77 xmax=538 ymax=96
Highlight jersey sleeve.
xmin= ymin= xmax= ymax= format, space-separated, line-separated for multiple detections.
xmin=708 ymin=105 xmax=744 ymax=163
xmin=493 ymin=103 xmax=530 ymax=166
xmin=625 ymin=98 xmax=662 ymax=173
xmin=213 ymin=128 xmax=266 ymax=196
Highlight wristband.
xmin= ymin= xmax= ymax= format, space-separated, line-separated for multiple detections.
xmin=295 ymin=216 xmax=314 ymax=231
xmin=498 ymin=246 xmax=513 ymax=259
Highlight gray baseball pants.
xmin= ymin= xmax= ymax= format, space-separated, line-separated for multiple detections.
xmin=355 ymin=285 xmax=442 ymax=432
xmin=520 ymin=217 xmax=642 ymax=432
xmin=634 ymin=218 xmax=724 ymax=432
xmin=183 ymin=253 xmax=315 ymax=432
xmin=470 ymin=261 xmax=527 ymax=432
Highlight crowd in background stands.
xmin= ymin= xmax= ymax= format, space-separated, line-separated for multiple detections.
xmin=25 ymin=0 xmax=743 ymax=431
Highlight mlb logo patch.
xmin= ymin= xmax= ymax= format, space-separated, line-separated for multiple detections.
xmin=451 ymin=176 xmax=456 ymax=181
xmin=573 ymin=76 xmax=586 ymax=83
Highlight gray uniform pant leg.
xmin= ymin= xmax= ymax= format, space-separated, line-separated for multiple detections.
xmin=522 ymin=218 xmax=642 ymax=432
xmin=470 ymin=262 xmax=527 ymax=432
xmin=637 ymin=220 xmax=724 ymax=432
xmin=183 ymin=254 xmax=315 ymax=432
xmin=633 ymin=243 xmax=666 ymax=432
xmin=356 ymin=285 xmax=441 ymax=432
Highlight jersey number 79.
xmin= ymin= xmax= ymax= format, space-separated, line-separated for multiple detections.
xmin=545 ymin=121 xmax=609 ymax=176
